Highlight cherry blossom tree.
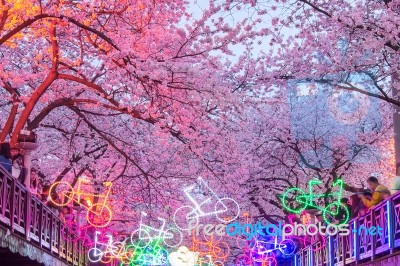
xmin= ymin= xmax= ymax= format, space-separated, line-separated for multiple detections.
xmin=0 ymin=0 xmax=266 ymax=230
xmin=239 ymin=94 xmax=394 ymax=224
xmin=224 ymin=0 xmax=400 ymax=104
xmin=0 ymin=0 xmax=397 ymax=261
xmin=215 ymin=0 xmax=398 ymax=220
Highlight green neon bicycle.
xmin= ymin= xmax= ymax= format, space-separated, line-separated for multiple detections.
xmin=281 ymin=178 xmax=349 ymax=225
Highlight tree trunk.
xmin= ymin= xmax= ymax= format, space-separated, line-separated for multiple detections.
xmin=0 ymin=102 xmax=18 ymax=142
xmin=9 ymin=72 xmax=57 ymax=145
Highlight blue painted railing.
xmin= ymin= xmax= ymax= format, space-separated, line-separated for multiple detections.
xmin=293 ymin=192 xmax=400 ymax=266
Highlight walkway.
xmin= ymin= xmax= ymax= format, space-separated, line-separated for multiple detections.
xmin=0 ymin=165 xmax=88 ymax=266
xmin=294 ymin=190 xmax=400 ymax=266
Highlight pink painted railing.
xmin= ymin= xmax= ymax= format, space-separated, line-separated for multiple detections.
xmin=0 ymin=165 xmax=88 ymax=266
xmin=293 ymin=192 xmax=400 ymax=266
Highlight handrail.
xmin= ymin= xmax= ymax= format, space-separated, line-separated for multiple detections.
xmin=293 ymin=191 xmax=400 ymax=266
xmin=0 ymin=164 xmax=88 ymax=266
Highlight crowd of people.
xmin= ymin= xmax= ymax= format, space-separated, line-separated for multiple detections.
xmin=339 ymin=165 xmax=400 ymax=221
xmin=0 ymin=142 xmax=82 ymax=226
xmin=301 ymin=164 xmax=400 ymax=225
xmin=0 ymin=142 xmax=40 ymax=195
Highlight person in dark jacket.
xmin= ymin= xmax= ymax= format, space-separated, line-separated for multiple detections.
xmin=349 ymin=194 xmax=369 ymax=218
xmin=0 ymin=143 xmax=12 ymax=173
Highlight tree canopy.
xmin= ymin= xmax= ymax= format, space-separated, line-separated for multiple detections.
xmin=0 ymin=0 xmax=396 ymax=261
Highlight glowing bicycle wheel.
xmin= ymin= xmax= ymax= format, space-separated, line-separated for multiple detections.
xmin=235 ymin=254 xmax=252 ymax=266
xmin=262 ymin=255 xmax=277 ymax=266
xmin=163 ymin=227 xmax=183 ymax=247
xmin=215 ymin=197 xmax=240 ymax=223
xmin=322 ymin=202 xmax=350 ymax=225
xmin=86 ymin=203 xmax=112 ymax=227
xmin=281 ymin=187 xmax=307 ymax=214
xmin=100 ymin=251 xmax=113 ymax=264
xmin=278 ymin=239 xmax=296 ymax=256
xmin=49 ymin=181 xmax=74 ymax=206
xmin=120 ymin=244 xmax=135 ymax=265
xmin=130 ymin=229 xmax=151 ymax=248
xmin=173 ymin=205 xmax=199 ymax=231
xmin=88 ymin=247 xmax=103 ymax=263
xmin=212 ymin=241 xmax=230 ymax=259
xmin=110 ymin=241 xmax=126 ymax=257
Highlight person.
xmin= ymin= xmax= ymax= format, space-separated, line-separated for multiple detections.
xmin=287 ymin=213 xmax=301 ymax=224
xmin=10 ymin=147 xmax=25 ymax=182
xmin=390 ymin=163 xmax=400 ymax=195
xmin=40 ymin=184 xmax=51 ymax=204
xmin=28 ymin=168 xmax=41 ymax=196
xmin=59 ymin=207 xmax=66 ymax=223
xmin=62 ymin=207 xmax=75 ymax=223
xmin=348 ymin=194 xmax=368 ymax=219
xmin=42 ymin=185 xmax=61 ymax=216
xmin=342 ymin=178 xmax=370 ymax=194
xmin=0 ymin=142 xmax=12 ymax=173
xmin=359 ymin=176 xmax=390 ymax=208
xmin=315 ymin=213 xmax=325 ymax=224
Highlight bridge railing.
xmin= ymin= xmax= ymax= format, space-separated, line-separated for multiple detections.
xmin=0 ymin=164 xmax=88 ymax=266
xmin=294 ymin=192 xmax=400 ymax=266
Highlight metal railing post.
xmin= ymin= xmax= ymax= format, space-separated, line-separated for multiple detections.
xmin=49 ymin=214 xmax=53 ymax=253
xmin=371 ymin=211 xmax=375 ymax=261
xmin=1 ymin=173 xmax=7 ymax=218
xmin=57 ymin=220 xmax=61 ymax=258
xmin=354 ymin=219 xmax=359 ymax=263
xmin=69 ymin=229 xmax=73 ymax=263
xmin=9 ymin=178 xmax=15 ymax=232
xmin=38 ymin=204 xmax=43 ymax=247
xmin=387 ymin=200 xmax=394 ymax=253
xmin=342 ymin=233 xmax=347 ymax=266
xmin=328 ymin=235 xmax=334 ymax=266
xmin=25 ymin=191 xmax=31 ymax=240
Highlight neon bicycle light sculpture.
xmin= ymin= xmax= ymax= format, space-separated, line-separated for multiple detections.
xmin=191 ymin=233 xmax=230 ymax=263
xmin=253 ymin=236 xmax=296 ymax=257
xmin=281 ymin=178 xmax=349 ymax=225
xmin=196 ymin=254 xmax=224 ymax=266
xmin=130 ymin=238 xmax=169 ymax=265
xmin=235 ymin=213 xmax=264 ymax=266
xmin=88 ymin=231 xmax=126 ymax=263
xmin=49 ymin=178 xmax=113 ymax=227
xmin=174 ymin=176 xmax=240 ymax=230
xmin=286 ymin=214 xmax=326 ymax=251
xmin=235 ymin=244 xmax=277 ymax=266
xmin=130 ymin=211 xmax=183 ymax=248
